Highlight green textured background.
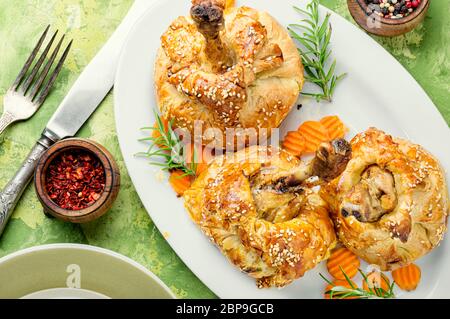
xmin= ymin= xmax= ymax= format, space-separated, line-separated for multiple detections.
xmin=0 ymin=0 xmax=448 ymax=298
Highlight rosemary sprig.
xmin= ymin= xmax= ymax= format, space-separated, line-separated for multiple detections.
xmin=137 ymin=110 xmax=197 ymax=176
xmin=288 ymin=0 xmax=346 ymax=102
xmin=320 ymin=267 xmax=396 ymax=299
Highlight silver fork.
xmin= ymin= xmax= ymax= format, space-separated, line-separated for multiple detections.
xmin=0 ymin=25 xmax=72 ymax=135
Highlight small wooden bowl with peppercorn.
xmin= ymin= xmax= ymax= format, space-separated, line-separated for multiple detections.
xmin=348 ymin=0 xmax=429 ymax=37
xmin=34 ymin=138 xmax=120 ymax=223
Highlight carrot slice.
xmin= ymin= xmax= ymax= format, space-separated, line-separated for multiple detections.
xmin=195 ymin=162 xmax=208 ymax=176
xmin=392 ymin=263 xmax=421 ymax=291
xmin=195 ymin=147 xmax=216 ymax=176
xmin=169 ymin=170 xmax=192 ymax=197
xmin=282 ymin=131 xmax=306 ymax=156
xmin=225 ymin=0 xmax=235 ymax=9
xmin=324 ymin=279 xmax=357 ymax=299
xmin=326 ymin=247 xmax=360 ymax=280
xmin=320 ymin=115 xmax=347 ymax=140
xmin=297 ymin=121 xmax=330 ymax=153
xmin=362 ymin=271 xmax=391 ymax=294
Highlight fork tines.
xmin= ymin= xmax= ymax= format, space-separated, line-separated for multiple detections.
xmin=12 ymin=25 xmax=72 ymax=106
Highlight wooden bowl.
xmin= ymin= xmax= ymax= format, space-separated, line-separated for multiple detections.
xmin=347 ymin=0 xmax=429 ymax=37
xmin=34 ymin=138 xmax=120 ymax=223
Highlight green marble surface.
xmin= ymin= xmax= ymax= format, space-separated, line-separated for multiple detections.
xmin=0 ymin=0 xmax=448 ymax=298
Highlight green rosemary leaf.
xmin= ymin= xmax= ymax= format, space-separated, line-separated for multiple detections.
xmin=318 ymin=14 xmax=330 ymax=39
xmin=302 ymin=58 xmax=318 ymax=70
xmin=290 ymin=0 xmax=346 ymax=102
xmin=320 ymin=268 xmax=396 ymax=299
xmin=305 ymin=76 xmax=326 ymax=84
xmin=138 ymin=137 xmax=156 ymax=142
xmin=306 ymin=95 xmax=327 ymax=103
xmin=137 ymin=110 xmax=197 ymax=176
xmin=319 ymin=273 xmax=333 ymax=286
xmin=321 ymin=48 xmax=332 ymax=65
xmin=322 ymin=30 xmax=332 ymax=54
xmin=329 ymin=75 xmax=337 ymax=97
xmin=288 ymin=24 xmax=314 ymax=34
xmin=340 ymin=266 xmax=357 ymax=289
xmin=290 ymin=33 xmax=315 ymax=53
xmin=301 ymin=92 xmax=326 ymax=99
xmin=300 ymin=18 xmax=316 ymax=29
xmin=326 ymin=60 xmax=337 ymax=82
xmin=135 ymin=152 xmax=150 ymax=156
xmin=293 ymin=6 xmax=313 ymax=18
xmin=336 ymin=72 xmax=347 ymax=82
xmin=329 ymin=72 xmax=347 ymax=97
xmin=374 ymin=287 xmax=384 ymax=297
xmin=301 ymin=34 xmax=318 ymax=46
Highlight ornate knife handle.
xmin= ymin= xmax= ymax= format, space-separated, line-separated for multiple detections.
xmin=0 ymin=135 xmax=54 ymax=236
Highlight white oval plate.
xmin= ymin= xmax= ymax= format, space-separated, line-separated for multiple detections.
xmin=0 ymin=244 xmax=175 ymax=299
xmin=114 ymin=0 xmax=450 ymax=298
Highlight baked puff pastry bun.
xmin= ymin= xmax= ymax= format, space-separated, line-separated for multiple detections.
xmin=321 ymin=128 xmax=449 ymax=270
xmin=184 ymin=140 xmax=352 ymax=287
xmin=155 ymin=0 xmax=303 ymax=148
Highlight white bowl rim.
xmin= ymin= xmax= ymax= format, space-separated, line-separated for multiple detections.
xmin=0 ymin=243 xmax=177 ymax=299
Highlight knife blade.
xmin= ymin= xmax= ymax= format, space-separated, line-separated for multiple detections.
xmin=0 ymin=0 xmax=157 ymax=235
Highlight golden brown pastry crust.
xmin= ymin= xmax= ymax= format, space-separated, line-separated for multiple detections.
xmin=155 ymin=5 xmax=303 ymax=148
xmin=321 ymin=128 xmax=449 ymax=270
xmin=184 ymin=146 xmax=336 ymax=288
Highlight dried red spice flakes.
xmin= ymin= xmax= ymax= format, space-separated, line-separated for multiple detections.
xmin=45 ymin=149 xmax=106 ymax=211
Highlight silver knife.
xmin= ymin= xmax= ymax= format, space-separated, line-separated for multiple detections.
xmin=0 ymin=0 xmax=157 ymax=235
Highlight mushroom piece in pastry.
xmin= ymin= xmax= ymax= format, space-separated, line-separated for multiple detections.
xmin=154 ymin=0 xmax=304 ymax=148
xmin=184 ymin=140 xmax=352 ymax=288
xmin=321 ymin=128 xmax=449 ymax=270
